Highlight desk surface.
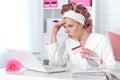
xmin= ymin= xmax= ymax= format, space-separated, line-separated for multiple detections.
xmin=0 ymin=68 xmax=106 ymax=80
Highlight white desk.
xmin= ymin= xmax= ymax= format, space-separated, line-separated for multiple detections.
xmin=0 ymin=68 xmax=107 ymax=80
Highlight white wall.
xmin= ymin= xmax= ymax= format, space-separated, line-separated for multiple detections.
xmin=0 ymin=0 xmax=30 ymax=50
xmin=0 ymin=0 xmax=42 ymax=52
xmin=95 ymin=0 xmax=120 ymax=35
xmin=26 ymin=0 xmax=41 ymax=52
xmin=0 ymin=0 xmax=42 ymax=68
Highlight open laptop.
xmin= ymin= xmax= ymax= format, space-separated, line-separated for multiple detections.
xmin=6 ymin=49 xmax=69 ymax=73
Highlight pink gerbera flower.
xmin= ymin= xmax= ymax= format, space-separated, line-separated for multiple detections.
xmin=5 ymin=59 xmax=22 ymax=72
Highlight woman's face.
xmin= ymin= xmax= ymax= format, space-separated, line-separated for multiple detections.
xmin=63 ymin=17 xmax=84 ymax=39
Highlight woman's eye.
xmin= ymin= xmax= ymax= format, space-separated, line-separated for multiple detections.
xmin=63 ymin=26 xmax=66 ymax=28
xmin=68 ymin=25 xmax=73 ymax=28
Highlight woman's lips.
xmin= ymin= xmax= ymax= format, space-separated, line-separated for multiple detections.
xmin=68 ymin=35 xmax=72 ymax=38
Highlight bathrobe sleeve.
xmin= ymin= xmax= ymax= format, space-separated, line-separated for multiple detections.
xmin=45 ymin=41 xmax=69 ymax=67
xmin=101 ymin=37 xmax=116 ymax=68
xmin=85 ymin=32 xmax=116 ymax=69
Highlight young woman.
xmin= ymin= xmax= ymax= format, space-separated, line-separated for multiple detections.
xmin=46 ymin=3 xmax=116 ymax=70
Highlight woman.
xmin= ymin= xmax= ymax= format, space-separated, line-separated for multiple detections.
xmin=46 ymin=3 xmax=116 ymax=70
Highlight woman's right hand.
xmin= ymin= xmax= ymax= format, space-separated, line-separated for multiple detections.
xmin=51 ymin=20 xmax=65 ymax=43
xmin=52 ymin=20 xmax=65 ymax=35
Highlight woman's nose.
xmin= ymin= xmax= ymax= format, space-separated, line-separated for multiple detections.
xmin=65 ymin=28 xmax=69 ymax=33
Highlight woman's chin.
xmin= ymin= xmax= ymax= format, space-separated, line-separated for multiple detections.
xmin=69 ymin=36 xmax=76 ymax=39
xmin=68 ymin=35 xmax=77 ymax=39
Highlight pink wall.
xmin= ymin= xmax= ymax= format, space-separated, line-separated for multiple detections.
xmin=69 ymin=0 xmax=92 ymax=7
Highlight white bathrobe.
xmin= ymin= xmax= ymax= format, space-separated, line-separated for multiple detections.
xmin=46 ymin=32 xmax=116 ymax=69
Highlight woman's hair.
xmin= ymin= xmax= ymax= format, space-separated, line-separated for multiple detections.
xmin=61 ymin=3 xmax=92 ymax=33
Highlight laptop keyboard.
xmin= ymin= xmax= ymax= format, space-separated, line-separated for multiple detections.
xmin=44 ymin=65 xmax=60 ymax=70
xmin=44 ymin=65 xmax=69 ymax=71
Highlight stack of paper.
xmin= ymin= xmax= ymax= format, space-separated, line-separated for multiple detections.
xmin=72 ymin=68 xmax=107 ymax=80
xmin=72 ymin=72 xmax=106 ymax=80
xmin=72 ymin=72 xmax=105 ymax=76
xmin=109 ymin=69 xmax=120 ymax=79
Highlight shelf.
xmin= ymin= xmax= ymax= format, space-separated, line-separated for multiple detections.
xmin=44 ymin=7 xmax=92 ymax=10
xmin=44 ymin=8 xmax=61 ymax=10
xmin=43 ymin=33 xmax=66 ymax=36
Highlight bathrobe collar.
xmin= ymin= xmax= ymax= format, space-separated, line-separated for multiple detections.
xmin=67 ymin=32 xmax=102 ymax=51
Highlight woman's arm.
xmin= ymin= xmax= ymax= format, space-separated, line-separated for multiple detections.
xmin=46 ymin=20 xmax=68 ymax=67
xmin=46 ymin=41 xmax=69 ymax=67
xmin=101 ymin=37 xmax=116 ymax=69
xmin=51 ymin=20 xmax=65 ymax=43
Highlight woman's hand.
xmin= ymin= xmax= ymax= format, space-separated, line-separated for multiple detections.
xmin=80 ymin=48 xmax=92 ymax=58
xmin=51 ymin=20 xmax=65 ymax=43
xmin=81 ymin=48 xmax=99 ymax=68
xmin=52 ymin=20 xmax=65 ymax=35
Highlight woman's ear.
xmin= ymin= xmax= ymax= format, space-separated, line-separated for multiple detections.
xmin=77 ymin=22 xmax=82 ymax=27
xmin=79 ymin=23 xmax=84 ymax=29
xmin=83 ymin=25 xmax=86 ymax=28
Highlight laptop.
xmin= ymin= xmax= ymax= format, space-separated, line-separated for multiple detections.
xmin=6 ymin=49 xmax=69 ymax=73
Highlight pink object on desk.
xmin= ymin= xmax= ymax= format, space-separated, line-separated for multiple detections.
xmin=5 ymin=59 xmax=22 ymax=72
